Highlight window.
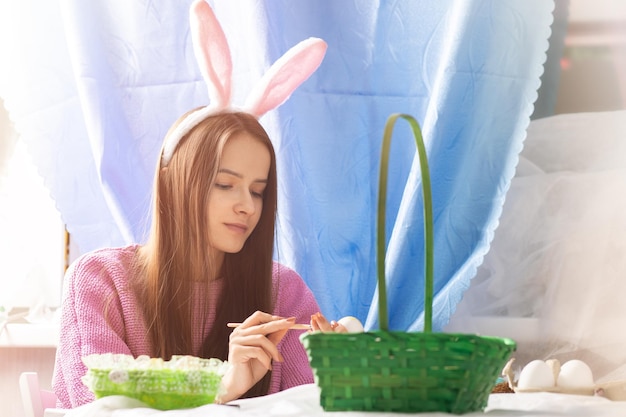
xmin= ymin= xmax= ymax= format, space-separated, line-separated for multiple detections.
xmin=0 ymin=99 xmax=65 ymax=311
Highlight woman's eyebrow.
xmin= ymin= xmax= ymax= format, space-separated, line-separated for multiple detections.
xmin=218 ymin=168 xmax=268 ymax=183
xmin=218 ymin=168 xmax=242 ymax=178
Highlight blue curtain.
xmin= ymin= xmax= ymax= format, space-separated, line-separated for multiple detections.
xmin=0 ymin=0 xmax=555 ymax=331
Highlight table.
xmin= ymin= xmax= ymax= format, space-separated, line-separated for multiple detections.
xmin=57 ymin=383 xmax=626 ymax=417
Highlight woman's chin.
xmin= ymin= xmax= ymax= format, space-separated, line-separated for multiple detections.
xmin=219 ymin=244 xmax=245 ymax=254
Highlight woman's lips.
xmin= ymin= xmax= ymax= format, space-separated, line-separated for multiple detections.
xmin=225 ymin=223 xmax=248 ymax=234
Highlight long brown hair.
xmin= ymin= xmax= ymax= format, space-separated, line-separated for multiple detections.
xmin=135 ymin=111 xmax=277 ymax=397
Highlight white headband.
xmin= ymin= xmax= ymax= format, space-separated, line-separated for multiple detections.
xmin=160 ymin=0 xmax=327 ymax=167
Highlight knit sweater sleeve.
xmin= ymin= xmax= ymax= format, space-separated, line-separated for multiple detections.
xmin=52 ymin=247 xmax=137 ymax=409
xmin=269 ymin=263 xmax=321 ymax=393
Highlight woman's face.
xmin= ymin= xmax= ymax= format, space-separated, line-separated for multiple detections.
xmin=207 ymin=132 xmax=270 ymax=256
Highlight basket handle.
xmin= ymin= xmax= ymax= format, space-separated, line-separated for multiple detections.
xmin=377 ymin=114 xmax=434 ymax=333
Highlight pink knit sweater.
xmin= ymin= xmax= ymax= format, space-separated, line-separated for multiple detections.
xmin=52 ymin=245 xmax=319 ymax=409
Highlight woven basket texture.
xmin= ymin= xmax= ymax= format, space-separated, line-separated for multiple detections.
xmin=86 ymin=367 xmax=222 ymax=409
xmin=301 ymin=331 xmax=516 ymax=414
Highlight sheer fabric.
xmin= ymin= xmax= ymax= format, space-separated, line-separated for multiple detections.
xmin=0 ymin=1 xmax=554 ymax=329
xmin=447 ymin=110 xmax=626 ymax=381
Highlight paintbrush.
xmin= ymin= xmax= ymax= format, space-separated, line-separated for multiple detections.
xmin=226 ymin=322 xmax=311 ymax=330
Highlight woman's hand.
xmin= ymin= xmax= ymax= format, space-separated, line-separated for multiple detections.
xmin=310 ymin=312 xmax=365 ymax=333
xmin=309 ymin=311 xmax=348 ymax=333
xmin=218 ymin=311 xmax=295 ymax=403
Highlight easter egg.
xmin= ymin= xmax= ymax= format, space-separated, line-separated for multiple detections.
xmin=108 ymin=369 xmax=129 ymax=384
xmin=337 ymin=316 xmax=364 ymax=333
xmin=557 ymin=360 xmax=594 ymax=389
xmin=517 ymin=360 xmax=555 ymax=390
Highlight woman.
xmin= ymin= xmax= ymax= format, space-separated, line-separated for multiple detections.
xmin=52 ymin=111 xmax=322 ymax=408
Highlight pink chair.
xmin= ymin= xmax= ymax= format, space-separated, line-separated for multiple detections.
xmin=19 ymin=372 xmax=63 ymax=417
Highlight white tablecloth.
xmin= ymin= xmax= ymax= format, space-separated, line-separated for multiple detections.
xmin=57 ymin=383 xmax=626 ymax=417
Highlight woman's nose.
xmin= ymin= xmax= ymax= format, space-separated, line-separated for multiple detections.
xmin=235 ymin=190 xmax=255 ymax=214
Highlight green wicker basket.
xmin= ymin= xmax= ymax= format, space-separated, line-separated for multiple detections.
xmin=300 ymin=114 xmax=516 ymax=414
xmin=81 ymin=354 xmax=228 ymax=410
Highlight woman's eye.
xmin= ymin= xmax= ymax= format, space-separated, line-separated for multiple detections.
xmin=215 ymin=183 xmax=231 ymax=190
xmin=251 ymin=190 xmax=264 ymax=199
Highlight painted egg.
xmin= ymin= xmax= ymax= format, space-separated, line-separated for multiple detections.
xmin=517 ymin=360 xmax=555 ymax=390
xmin=108 ymin=369 xmax=129 ymax=384
xmin=557 ymin=360 xmax=594 ymax=388
xmin=337 ymin=316 xmax=364 ymax=333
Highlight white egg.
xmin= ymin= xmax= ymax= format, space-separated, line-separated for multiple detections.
xmin=517 ymin=360 xmax=556 ymax=390
xmin=337 ymin=316 xmax=364 ymax=333
xmin=108 ymin=369 xmax=129 ymax=384
xmin=557 ymin=360 xmax=594 ymax=388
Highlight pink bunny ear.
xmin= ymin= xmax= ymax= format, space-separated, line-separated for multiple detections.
xmin=161 ymin=5 xmax=327 ymax=167
xmin=190 ymin=0 xmax=232 ymax=109
xmin=244 ymin=38 xmax=327 ymax=118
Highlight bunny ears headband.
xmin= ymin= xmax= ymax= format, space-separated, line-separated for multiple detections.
xmin=161 ymin=0 xmax=328 ymax=167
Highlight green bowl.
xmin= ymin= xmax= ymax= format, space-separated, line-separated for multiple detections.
xmin=82 ymin=354 xmax=229 ymax=410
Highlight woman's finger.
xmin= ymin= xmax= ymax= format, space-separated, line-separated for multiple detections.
xmin=228 ymin=343 xmax=273 ymax=371
xmin=310 ymin=312 xmax=335 ymax=332
xmin=333 ymin=322 xmax=348 ymax=333
xmin=230 ymin=332 xmax=284 ymax=362
xmin=237 ymin=310 xmax=280 ymax=327
xmin=234 ymin=317 xmax=295 ymax=336
xmin=234 ymin=311 xmax=297 ymax=333
xmin=266 ymin=327 xmax=289 ymax=349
